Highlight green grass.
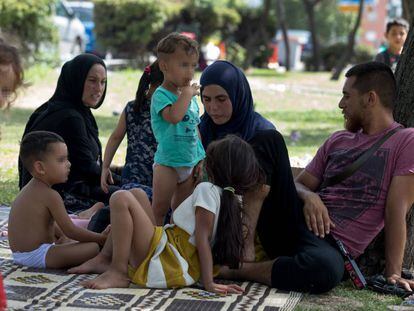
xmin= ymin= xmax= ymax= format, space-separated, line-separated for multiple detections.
xmin=0 ymin=65 xmax=406 ymax=310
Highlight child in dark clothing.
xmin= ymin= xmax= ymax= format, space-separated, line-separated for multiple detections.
xmin=374 ymin=18 xmax=409 ymax=72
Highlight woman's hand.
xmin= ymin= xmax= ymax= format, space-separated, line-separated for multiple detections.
xmin=100 ymin=166 xmax=114 ymax=193
xmin=302 ymin=191 xmax=335 ymax=238
xmin=204 ymin=281 xmax=244 ymax=295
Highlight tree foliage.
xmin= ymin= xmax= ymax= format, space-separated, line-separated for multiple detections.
xmin=93 ymin=0 xmax=166 ymax=58
xmin=0 ymin=0 xmax=57 ymax=61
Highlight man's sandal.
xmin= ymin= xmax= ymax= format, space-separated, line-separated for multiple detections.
xmin=366 ymin=274 xmax=413 ymax=298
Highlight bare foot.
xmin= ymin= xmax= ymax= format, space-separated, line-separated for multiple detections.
xmin=78 ymin=202 xmax=105 ymax=219
xmin=81 ymin=269 xmax=130 ymax=289
xmin=68 ymin=253 xmax=110 ymax=274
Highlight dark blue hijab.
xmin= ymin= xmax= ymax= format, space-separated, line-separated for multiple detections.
xmin=199 ymin=60 xmax=275 ymax=148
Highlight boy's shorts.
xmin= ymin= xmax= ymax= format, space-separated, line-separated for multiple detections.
xmin=153 ymin=163 xmax=193 ymax=184
xmin=12 ymin=243 xmax=54 ymax=268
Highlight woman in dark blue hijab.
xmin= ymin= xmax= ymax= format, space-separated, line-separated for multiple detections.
xmin=199 ymin=61 xmax=344 ymax=294
xmin=199 ymin=60 xmax=274 ymax=147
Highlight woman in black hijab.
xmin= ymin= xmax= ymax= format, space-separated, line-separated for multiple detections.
xmin=19 ymin=53 xmax=120 ymax=213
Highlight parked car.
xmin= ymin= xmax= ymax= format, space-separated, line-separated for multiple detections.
xmin=66 ymin=1 xmax=104 ymax=57
xmin=52 ymin=0 xmax=87 ymax=60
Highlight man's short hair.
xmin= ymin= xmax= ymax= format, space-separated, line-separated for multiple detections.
xmin=345 ymin=62 xmax=396 ymax=110
xmin=19 ymin=131 xmax=65 ymax=172
xmin=156 ymin=32 xmax=199 ymax=60
xmin=386 ymin=18 xmax=409 ymax=33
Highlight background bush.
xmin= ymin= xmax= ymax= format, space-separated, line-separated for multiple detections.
xmin=0 ymin=0 xmax=57 ymax=64
xmin=93 ymin=0 xmax=166 ymax=59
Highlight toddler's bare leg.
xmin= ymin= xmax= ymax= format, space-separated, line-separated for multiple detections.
xmin=46 ymin=242 xmax=100 ymax=269
xmin=152 ymin=165 xmax=178 ymax=225
xmin=171 ymin=174 xmax=196 ymax=210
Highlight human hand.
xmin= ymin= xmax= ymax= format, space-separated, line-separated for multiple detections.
xmin=302 ymin=192 xmax=335 ymax=238
xmin=99 ymin=225 xmax=111 ymax=246
xmin=181 ymin=83 xmax=200 ymax=97
xmin=387 ymin=273 xmax=414 ymax=292
xmin=100 ymin=167 xmax=113 ymax=193
xmin=204 ymin=281 xmax=244 ymax=295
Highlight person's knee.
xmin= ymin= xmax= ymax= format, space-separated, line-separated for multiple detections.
xmin=128 ymin=188 xmax=147 ymax=200
xmin=300 ymin=249 xmax=344 ymax=293
xmin=271 ymin=247 xmax=344 ymax=294
xmin=109 ymin=190 xmax=132 ymax=209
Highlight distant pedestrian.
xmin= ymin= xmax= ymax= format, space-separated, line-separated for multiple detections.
xmin=374 ymin=18 xmax=409 ymax=72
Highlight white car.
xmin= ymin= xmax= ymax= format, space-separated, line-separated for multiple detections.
xmin=52 ymin=0 xmax=87 ymax=60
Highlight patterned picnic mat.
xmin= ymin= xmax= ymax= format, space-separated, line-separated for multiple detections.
xmin=0 ymin=205 xmax=302 ymax=310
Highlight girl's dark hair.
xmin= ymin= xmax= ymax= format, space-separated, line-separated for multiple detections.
xmin=206 ymin=135 xmax=263 ymax=269
xmin=133 ymin=60 xmax=163 ymax=113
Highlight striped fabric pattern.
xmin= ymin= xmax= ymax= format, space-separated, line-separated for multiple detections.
xmin=128 ymin=225 xmax=200 ymax=289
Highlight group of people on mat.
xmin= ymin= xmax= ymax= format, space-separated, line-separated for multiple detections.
xmin=2 ymin=31 xmax=414 ymax=295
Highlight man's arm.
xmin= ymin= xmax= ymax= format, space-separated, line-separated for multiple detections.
xmin=295 ymin=170 xmax=335 ymax=237
xmin=384 ymin=174 xmax=414 ymax=291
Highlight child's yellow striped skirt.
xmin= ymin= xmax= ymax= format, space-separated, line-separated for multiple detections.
xmin=128 ymin=225 xmax=201 ymax=288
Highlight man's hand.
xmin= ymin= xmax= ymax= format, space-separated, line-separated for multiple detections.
xmin=386 ymin=273 xmax=414 ymax=292
xmin=302 ymin=191 xmax=335 ymax=238
xmin=181 ymin=83 xmax=200 ymax=97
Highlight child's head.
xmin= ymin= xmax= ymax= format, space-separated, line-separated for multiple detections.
xmin=385 ymin=18 xmax=409 ymax=52
xmin=0 ymin=41 xmax=24 ymax=109
xmin=156 ymin=32 xmax=199 ymax=88
xmin=206 ymin=135 xmax=262 ymax=268
xmin=133 ymin=60 xmax=163 ymax=113
xmin=20 ymin=131 xmax=70 ymax=184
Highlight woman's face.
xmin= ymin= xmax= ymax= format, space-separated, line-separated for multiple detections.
xmin=0 ymin=64 xmax=17 ymax=109
xmin=202 ymin=84 xmax=233 ymax=125
xmin=82 ymin=64 xmax=106 ymax=108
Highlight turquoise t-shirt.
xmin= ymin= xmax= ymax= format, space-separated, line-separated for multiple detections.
xmin=151 ymin=86 xmax=205 ymax=167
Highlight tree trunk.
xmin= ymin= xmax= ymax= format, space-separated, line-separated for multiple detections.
xmin=303 ymin=0 xmax=321 ymax=71
xmin=357 ymin=22 xmax=414 ymax=275
xmin=402 ymin=0 xmax=414 ymax=25
xmin=242 ymin=0 xmax=272 ymax=70
xmin=331 ymin=0 xmax=364 ymax=80
xmin=276 ymin=0 xmax=290 ymax=71
xmin=394 ymin=20 xmax=414 ymax=271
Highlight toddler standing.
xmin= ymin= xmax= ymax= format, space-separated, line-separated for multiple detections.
xmin=151 ymin=33 xmax=205 ymax=225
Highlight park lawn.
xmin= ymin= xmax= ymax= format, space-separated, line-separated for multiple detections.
xmin=0 ymin=66 xmax=405 ymax=310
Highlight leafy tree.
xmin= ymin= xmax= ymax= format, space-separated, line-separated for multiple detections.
xmin=93 ymin=0 xmax=166 ymax=58
xmin=233 ymin=0 xmax=276 ymax=69
xmin=0 ymin=0 xmax=57 ymax=62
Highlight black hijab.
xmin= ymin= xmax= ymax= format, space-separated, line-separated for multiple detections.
xmin=19 ymin=53 xmax=107 ymax=189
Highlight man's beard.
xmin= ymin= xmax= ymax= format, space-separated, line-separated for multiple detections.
xmin=344 ymin=115 xmax=362 ymax=133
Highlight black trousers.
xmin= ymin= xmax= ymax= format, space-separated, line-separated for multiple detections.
xmin=250 ymin=130 xmax=344 ymax=293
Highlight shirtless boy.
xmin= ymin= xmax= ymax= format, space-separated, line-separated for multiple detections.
xmin=8 ymin=131 xmax=107 ymax=269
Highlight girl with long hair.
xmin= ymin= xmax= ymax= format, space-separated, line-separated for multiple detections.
xmin=70 ymin=135 xmax=263 ymax=294
xmin=100 ymin=61 xmax=163 ymax=199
